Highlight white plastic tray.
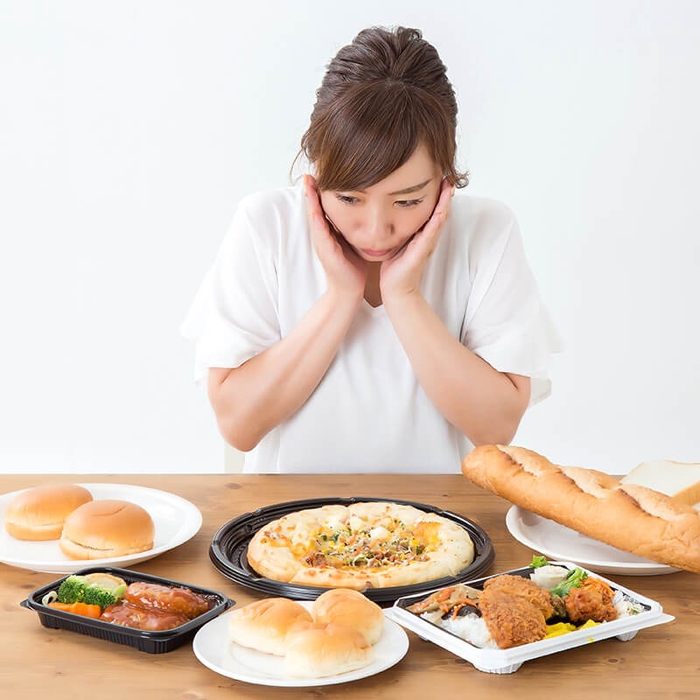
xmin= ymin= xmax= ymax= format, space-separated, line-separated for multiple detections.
xmin=385 ymin=562 xmax=674 ymax=674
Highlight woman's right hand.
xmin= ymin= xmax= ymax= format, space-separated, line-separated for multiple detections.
xmin=303 ymin=175 xmax=367 ymax=301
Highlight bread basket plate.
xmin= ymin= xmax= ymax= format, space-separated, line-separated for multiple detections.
xmin=0 ymin=484 xmax=202 ymax=574
xmin=193 ymin=601 xmax=408 ymax=687
xmin=208 ymin=496 xmax=495 ymax=604
xmin=505 ymin=506 xmax=679 ymax=576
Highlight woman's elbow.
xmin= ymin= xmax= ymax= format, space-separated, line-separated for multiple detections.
xmin=467 ymin=402 xmax=528 ymax=447
xmin=469 ymin=421 xmax=518 ymax=448
xmin=207 ymin=369 xmax=263 ymax=451
xmin=209 ymin=398 xmax=263 ymax=452
xmin=216 ymin=415 xmax=262 ymax=453
xmin=476 ymin=376 xmax=530 ymax=445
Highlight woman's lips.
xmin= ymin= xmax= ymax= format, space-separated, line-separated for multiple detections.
xmin=360 ymin=248 xmax=394 ymax=258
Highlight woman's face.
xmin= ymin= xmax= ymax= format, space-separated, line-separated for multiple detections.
xmin=318 ymin=143 xmax=443 ymax=262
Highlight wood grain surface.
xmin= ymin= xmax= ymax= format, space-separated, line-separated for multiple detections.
xmin=1 ymin=473 xmax=696 ymax=700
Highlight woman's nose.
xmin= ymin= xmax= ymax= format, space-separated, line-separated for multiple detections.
xmin=365 ymin=208 xmax=393 ymax=240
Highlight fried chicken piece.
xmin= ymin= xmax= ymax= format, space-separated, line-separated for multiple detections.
xmin=478 ymin=588 xmax=547 ymax=648
xmin=563 ymin=577 xmax=617 ymax=625
xmin=482 ymin=574 xmax=555 ymax=620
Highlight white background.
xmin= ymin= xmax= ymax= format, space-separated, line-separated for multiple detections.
xmin=2 ymin=1 xmax=699 ymax=475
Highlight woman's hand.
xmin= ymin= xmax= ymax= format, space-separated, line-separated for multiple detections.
xmin=303 ymin=175 xmax=367 ymax=301
xmin=380 ymin=178 xmax=454 ymax=303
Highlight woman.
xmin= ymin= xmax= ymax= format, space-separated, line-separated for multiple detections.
xmin=182 ymin=26 xmax=559 ymax=473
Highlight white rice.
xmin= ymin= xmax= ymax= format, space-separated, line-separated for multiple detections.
xmin=613 ymin=589 xmax=645 ymax=617
xmin=423 ymin=611 xmax=498 ymax=649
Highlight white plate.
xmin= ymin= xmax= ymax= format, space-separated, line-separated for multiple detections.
xmin=0 ymin=483 xmax=202 ymax=573
xmin=192 ymin=604 xmax=409 ymax=687
xmin=505 ymin=506 xmax=679 ymax=576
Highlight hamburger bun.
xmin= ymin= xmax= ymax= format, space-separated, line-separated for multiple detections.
xmin=311 ymin=588 xmax=385 ymax=644
xmin=284 ymin=622 xmax=374 ymax=678
xmin=4 ymin=484 xmax=93 ymax=541
xmin=58 ymin=499 xmax=155 ymax=559
xmin=227 ymin=598 xmax=313 ymax=656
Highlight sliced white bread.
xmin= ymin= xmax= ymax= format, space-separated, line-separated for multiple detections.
xmin=621 ymin=460 xmax=700 ymax=507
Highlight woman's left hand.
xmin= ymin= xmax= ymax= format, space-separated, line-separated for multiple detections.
xmin=379 ymin=179 xmax=454 ymax=302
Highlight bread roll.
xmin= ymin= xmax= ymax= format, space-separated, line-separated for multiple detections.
xmin=4 ymin=484 xmax=93 ymax=540
xmin=311 ymin=588 xmax=385 ymax=644
xmin=621 ymin=460 xmax=700 ymax=506
xmin=58 ymin=499 xmax=154 ymax=559
xmin=284 ymin=623 xmax=374 ymax=678
xmin=461 ymin=444 xmax=700 ymax=573
xmin=227 ymin=598 xmax=313 ymax=656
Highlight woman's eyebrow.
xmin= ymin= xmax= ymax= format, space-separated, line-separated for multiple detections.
xmin=388 ymin=178 xmax=433 ymax=196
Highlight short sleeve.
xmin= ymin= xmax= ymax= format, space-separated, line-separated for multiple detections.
xmin=461 ymin=213 xmax=561 ymax=406
xmin=180 ymin=198 xmax=281 ymax=383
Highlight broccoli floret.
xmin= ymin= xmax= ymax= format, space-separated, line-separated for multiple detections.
xmin=56 ymin=575 xmax=89 ymax=604
xmin=82 ymin=587 xmax=119 ymax=608
xmin=56 ymin=574 xmax=127 ymax=609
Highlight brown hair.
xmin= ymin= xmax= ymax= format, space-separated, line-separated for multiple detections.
xmin=299 ymin=26 xmax=468 ymax=192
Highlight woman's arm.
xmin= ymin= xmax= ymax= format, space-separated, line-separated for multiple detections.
xmin=382 ymin=291 xmax=530 ymax=445
xmin=208 ymin=288 xmax=362 ymax=451
xmin=208 ymin=176 xmax=367 ymax=451
xmin=380 ymin=181 xmax=530 ymax=445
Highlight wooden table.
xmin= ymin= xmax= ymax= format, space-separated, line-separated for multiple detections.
xmin=1 ymin=473 xmax=695 ymax=699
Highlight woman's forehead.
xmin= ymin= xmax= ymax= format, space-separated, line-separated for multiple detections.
xmin=339 ymin=143 xmax=439 ymax=194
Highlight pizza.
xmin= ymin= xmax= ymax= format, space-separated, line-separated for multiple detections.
xmin=246 ymin=501 xmax=475 ymax=589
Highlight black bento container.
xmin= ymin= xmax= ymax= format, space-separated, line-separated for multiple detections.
xmin=20 ymin=566 xmax=234 ymax=654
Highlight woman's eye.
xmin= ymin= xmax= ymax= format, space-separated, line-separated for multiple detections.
xmin=336 ymin=194 xmax=359 ymax=205
xmin=395 ymin=197 xmax=425 ymax=208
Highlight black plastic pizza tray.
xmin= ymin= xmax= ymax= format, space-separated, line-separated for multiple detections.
xmin=209 ymin=496 xmax=495 ymax=604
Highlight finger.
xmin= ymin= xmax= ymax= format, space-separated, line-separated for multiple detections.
xmin=417 ymin=183 xmax=452 ymax=242
xmin=303 ymin=175 xmax=327 ymax=227
xmin=397 ymin=182 xmax=452 ymax=260
xmin=434 ymin=178 xmax=455 ymax=216
xmin=302 ymin=173 xmax=317 ymax=195
xmin=303 ymin=174 xmax=319 ymax=206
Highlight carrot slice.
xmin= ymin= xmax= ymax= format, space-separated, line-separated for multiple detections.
xmin=48 ymin=601 xmax=102 ymax=619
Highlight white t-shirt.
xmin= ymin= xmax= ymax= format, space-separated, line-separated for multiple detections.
xmin=182 ymin=185 xmax=560 ymax=474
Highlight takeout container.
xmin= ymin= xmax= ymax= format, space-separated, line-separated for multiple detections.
xmin=385 ymin=562 xmax=674 ymax=674
xmin=20 ymin=566 xmax=234 ymax=654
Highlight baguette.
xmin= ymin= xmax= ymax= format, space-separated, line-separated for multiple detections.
xmin=461 ymin=444 xmax=700 ymax=574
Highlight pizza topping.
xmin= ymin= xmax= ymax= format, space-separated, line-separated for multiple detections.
xmin=258 ymin=515 xmax=433 ymax=570
xmin=246 ymin=501 xmax=476 ymax=589
xmin=297 ymin=519 xmax=431 ymax=569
